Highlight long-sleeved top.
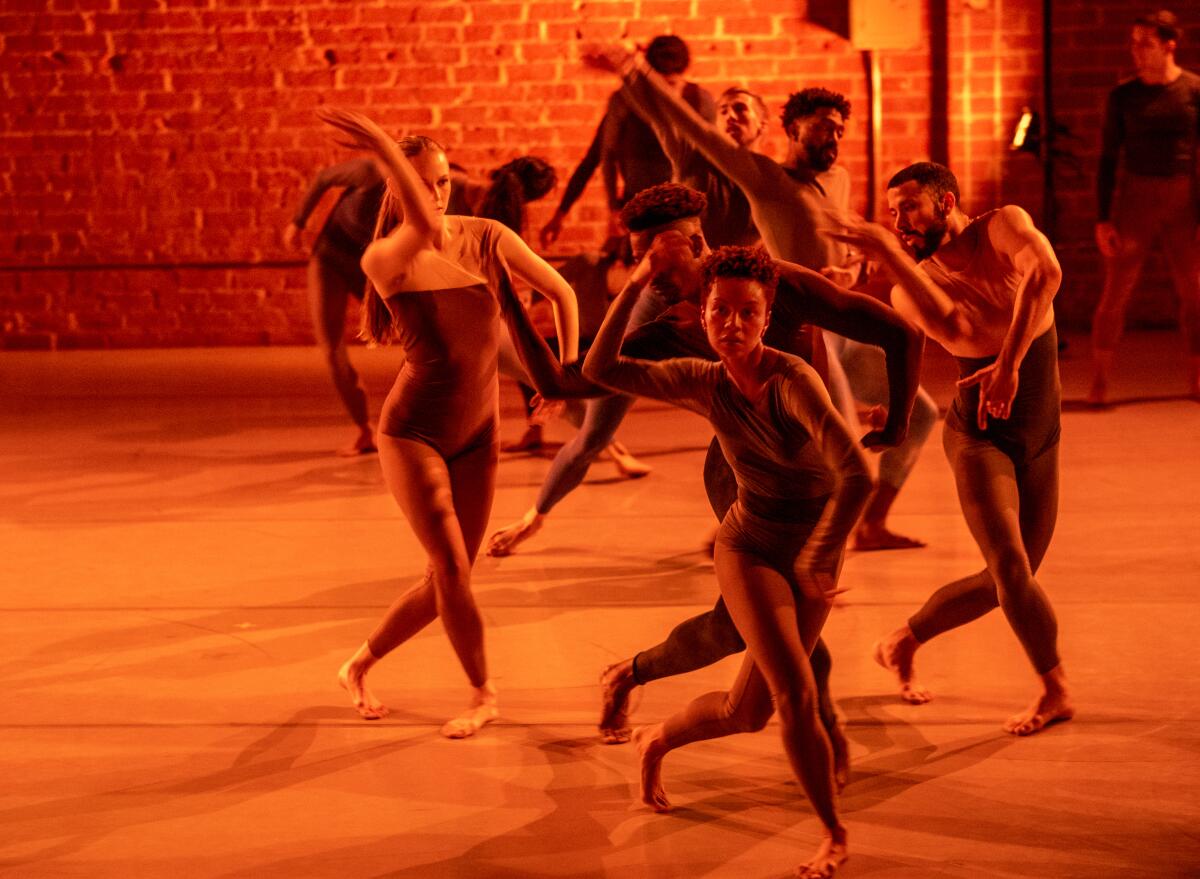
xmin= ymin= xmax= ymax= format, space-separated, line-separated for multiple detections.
xmin=619 ymin=66 xmax=835 ymax=271
xmin=555 ymin=82 xmax=716 ymax=215
xmin=292 ymin=158 xmax=386 ymax=252
xmin=1097 ymin=69 xmax=1200 ymax=221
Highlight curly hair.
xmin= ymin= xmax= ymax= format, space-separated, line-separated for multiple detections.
xmin=700 ymin=245 xmax=779 ymax=305
xmin=780 ymin=87 xmax=851 ymax=132
xmin=619 ymin=183 xmax=707 ymax=232
xmin=478 ymin=156 xmax=557 ymax=233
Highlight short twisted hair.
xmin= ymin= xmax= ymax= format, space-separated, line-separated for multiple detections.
xmin=780 ymin=87 xmax=851 ymax=131
xmin=619 ymin=183 xmax=707 ymax=232
xmin=700 ymin=245 xmax=779 ymax=306
xmin=645 ymin=35 xmax=691 ymax=75
xmin=886 ymin=161 xmax=961 ymax=203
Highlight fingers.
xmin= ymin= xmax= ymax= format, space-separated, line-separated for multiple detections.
xmin=956 ymin=370 xmax=986 ymax=389
xmin=976 ymin=398 xmax=989 ymax=431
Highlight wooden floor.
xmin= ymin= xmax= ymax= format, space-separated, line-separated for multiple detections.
xmin=2 ymin=331 xmax=1198 ymax=878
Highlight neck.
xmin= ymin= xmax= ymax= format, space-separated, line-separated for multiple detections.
xmin=721 ymin=342 xmax=771 ymax=396
xmin=943 ymin=208 xmax=972 ymax=243
xmin=1140 ymin=60 xmax=1181 ymax=84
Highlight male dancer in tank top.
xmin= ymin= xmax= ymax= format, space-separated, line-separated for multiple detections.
xmin=829 ymin=162 xmax=1074 ymax=735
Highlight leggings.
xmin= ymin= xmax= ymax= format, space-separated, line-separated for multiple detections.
xmin=308 ymin=244 xmax=370 ymax=429
xmin=824 ymin=333 xmax=940 ymax=489
xmin=1092 ymin=173 xmax=1200 ymax=355
xmin=533 ymin=285 xmax=669 ymax=515
xmin=655 ymin=502 xmax=841 ymax=831
xmin=908 ymin=424 xmax=1061 ymax=675
xmin=366 ymin=431 xmax=498 ymax=687
xmin=633 ymin=456 xmax=838 ymax=733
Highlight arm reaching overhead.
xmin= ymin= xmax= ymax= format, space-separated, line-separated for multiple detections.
xmin=317 ymin=108 xmax=440 ymax=292
xmin=774 ymin=261 xmax=924 ymax=449
xmin=956 ymin=206 xmax=1061 ymax=427
xmin=583 ymin=46 xmax=769 ymax=196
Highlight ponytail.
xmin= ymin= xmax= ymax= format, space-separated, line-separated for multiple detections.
xmin=360 ymin=188 xmax=402 ymax=344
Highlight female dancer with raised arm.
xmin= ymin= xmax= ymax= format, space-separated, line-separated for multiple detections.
xmin=319 ymin=108 xmax=580 ymax=739
xmin=584 ymin=244 xmax=872 ymax=879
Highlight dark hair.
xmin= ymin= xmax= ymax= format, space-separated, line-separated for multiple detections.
xmin=478 ymin=156 xmax=557 ymax=233
xmin=1134 ymin=9 xmax=1181 ymax=43
xmin=718 ymin=86 xmax=768 ymax=121
xmin=361 ymin=134 xmax=446 ymax=343
xmin=645 ymin=35 xmax=690 ymax=75
xmin=700 ymin=245 xmax=779 ymax=307
xmin=780 ymin=87 xmax=852 ymax=132
xmin=886 ymin=161 xmax=961 ymax=203
xmin=619 ymin=183 xmax=707 ymax=232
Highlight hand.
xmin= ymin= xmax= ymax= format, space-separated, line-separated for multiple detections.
xmin=539 ymin=212 xmax=565 ymax=250
xmin=317 ymin=106 xmax=394 ymax=155
xmin=644 ymin=230 xmax=701 ymax=303
xmin=957 ymin=361 xmax=1019 ymax=430
xmin=859 ymin=405 xmax=907 ymax=451
xmin=824 ymin=213 xmax=902 ymax=259
xmin=1094 ymin=222 xmax=1120 ymax=259
xmin=581 ymin=43 xmax=635 ymax=75
xmin=282 ymin=223 xmax=300 ymax=249
xmin=819 ymin=264 xmax=859 ymax=288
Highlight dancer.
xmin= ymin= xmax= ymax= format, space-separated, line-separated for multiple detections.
xmin=319 ymin=108 xmax=580 ymax=738
xmin=539 ymin=35 xmax=715 ymax=250
xmin=590 ymin=48 xmax=938 ymax=549
xmin=592 ymin=186 xmax=923 ymax=761
xmin=585 ymin=245 xmax=872 ymax=878
xmin=829 ymin=162 xmax=1074 ymax=735
xmin=284 ymin=156 xmax=385 ymax=456
xmin=1088 ymin=9 xmax=1200 ymax=405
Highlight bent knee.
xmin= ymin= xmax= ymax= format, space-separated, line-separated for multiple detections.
xmin=725 ymin=698 xmax=773 ymax=733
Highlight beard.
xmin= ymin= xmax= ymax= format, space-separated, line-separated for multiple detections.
xmin=910 ymin=206 xmax=950 ymax=260
xmin=804 ymin=139 xmax=838 ymax=172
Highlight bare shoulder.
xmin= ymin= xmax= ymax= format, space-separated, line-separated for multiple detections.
xmin=982 ymin=205 xmax=1048 ymax=252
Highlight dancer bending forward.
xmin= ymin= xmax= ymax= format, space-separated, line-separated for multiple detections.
xmin=585 ymin=245 xmax=872 ymax=879
xmin=320 ymin=109 xmax=579 ymax=738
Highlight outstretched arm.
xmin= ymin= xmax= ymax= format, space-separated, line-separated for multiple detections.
xmin=775 ymin=261 xmax=924 ymax=448
xmin=826 ymin=217 xmax=972 ymax=346
xmin=290 ymin=157 xmax=381 ymax=230
xmin=956 ymin=206 xmax=1061 ymax=426
xmin=584 ymin=46 xmax=768 ymax=194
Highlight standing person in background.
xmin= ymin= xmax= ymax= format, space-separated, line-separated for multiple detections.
xmin=1089 ymin=9 xmax=1200 ymax=405
xmin=538 ymin=35 xmax=716 ymax=252
xmin=284 ymin=157 xmax=385 ymax=456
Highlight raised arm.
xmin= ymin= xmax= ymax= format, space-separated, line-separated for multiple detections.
xmin=614 ymin=69 xmax=691 ymax=176
xmin=583 ymin=47 xmax=769 ymax=194
xmin=774 ymin=261 xmax=924 ymax=448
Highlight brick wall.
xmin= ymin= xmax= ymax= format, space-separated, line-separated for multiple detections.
xmin=0 ymin=0 xmax=1177 ymax=349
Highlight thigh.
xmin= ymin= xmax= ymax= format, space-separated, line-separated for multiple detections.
xmin=447 ymin=436 xmax=500 ymax=565
xmin=1017 ymin=443 xmax=1059 ymax=573
xmin=713 ymin=537 xmax=810 ymax=697
xmin=308 ymin=254 xmax=354 ymax=350
xmin=377 ymin=435 xmax=470 ymax=569
xmin=944 ymin=427 xmax=1029 ymax=575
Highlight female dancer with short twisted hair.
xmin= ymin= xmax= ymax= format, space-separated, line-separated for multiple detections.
xmin=320 ymin=109 xmax=580 ymax=738
xmin=585 ymin=244 xmax=872 ymax=878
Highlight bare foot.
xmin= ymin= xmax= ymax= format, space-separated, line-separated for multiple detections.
xmin=337 ymin=655 xmax=389 ymax=720
xmin=605 ymin=441 xmax=652 ymax=479
xmin=795 ymin=829 xmax=848 ymax=879
xmin=486 ymin=508 xmax=544 ymax=557
xmin=873 ymin=628 xmax=932 ymax=704
xmin=599 ymin=660 xmax=637 ymax=744
xmin=852 ymin=524 xmax=926 ymax=552
xmin=337 ymin=426 xmax=377 ymax=457
xmin=826 ymin=718 xmax=850 ymax=793
xmin=631 ymin=724 xmax=671 ymax=812
xmin=1003 ymin=689 xmax=1074 ymax=736
xmin=440 ymin=682 xmax=499 ymax=739
xmin=501 ymin=424 xmax=544 ymax=453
